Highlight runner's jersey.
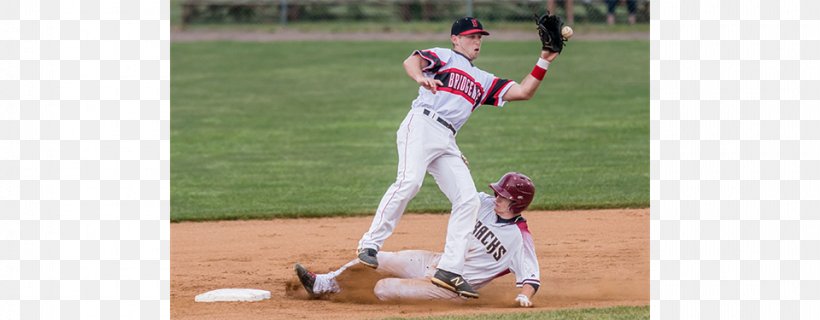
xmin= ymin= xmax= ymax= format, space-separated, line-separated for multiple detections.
xmin=410 ymin=48 xmax=516 ymax=131
xmin=462 ymin=192 xmax=541 ymax=291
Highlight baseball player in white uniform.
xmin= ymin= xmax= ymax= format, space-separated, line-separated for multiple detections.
xmin=304 ymin=173 xmax=540 ymax=306
xmin=356 ymin=17 xmax=560 ymax=299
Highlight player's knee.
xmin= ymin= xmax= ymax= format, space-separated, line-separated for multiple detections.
xmin=393 ymin=175 xmax=424 ymax=196
xmin=373 ymin=279 xmax=395 ymax=301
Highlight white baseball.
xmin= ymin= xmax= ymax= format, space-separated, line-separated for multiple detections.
xmin=561 ymin=26 xmax=574 ymax=40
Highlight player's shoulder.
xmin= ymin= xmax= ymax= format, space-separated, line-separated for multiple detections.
xmin=428 ymin=47 xmax=453 ymax=53
xmin=419 ymin=47 xmax=453 ymax=57
xmin=515 ymin=219 xmax=531 ymax=236
xmin=514 ymin=219 xmax=538 ymax=251
xmin=476 ymin=192 xmax=495 ymax=215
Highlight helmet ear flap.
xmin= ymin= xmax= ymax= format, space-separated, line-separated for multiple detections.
xmin=508 ymin=199 xmax=518 ymax=213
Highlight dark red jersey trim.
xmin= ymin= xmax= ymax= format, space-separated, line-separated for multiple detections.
xmin=517 ymin=279 xmax=541 ymax=285
xmin=415 ymin=50 xmax=446 ymax=72
xmin=492 ymin=81 xmax=514 ymax=106
xmin=480 ymin=78 xmax=499 ymax=106
xmin=516 ymin=220 xmax=531 ymax=235
xmin=438 ymin=87 xmax=477 ymax=105
xmin=483 ymin=78 xmax=512 ymax=107
xmin=424 ymin=50 xmax=442 ymax=61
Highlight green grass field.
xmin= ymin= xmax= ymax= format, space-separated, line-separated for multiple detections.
xmin=174 ymin=20 xmax=649 ymax=34
xmin=384 ymin=306 xmax=649 ymax=320
xmin=170 ymin=0 xmax=650 ymax=33
xmin=171 ymin=40 xmax=648 ymax=221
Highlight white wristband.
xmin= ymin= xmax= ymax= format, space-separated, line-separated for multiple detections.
xmin=535 ymin=58 xmax=550 ymax=70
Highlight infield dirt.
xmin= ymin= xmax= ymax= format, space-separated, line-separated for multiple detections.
xmin=171 ymin=209 xmax=648 ymax=319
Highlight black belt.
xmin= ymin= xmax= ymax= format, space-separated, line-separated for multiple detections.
xmin=423 ymin=109 xmax=456 ymax=135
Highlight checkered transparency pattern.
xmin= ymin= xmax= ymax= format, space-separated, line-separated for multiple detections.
xmin=0 ymin=1 xmax=170 ymax=319
xmin=652 ymin=0 xmax=820 ymax=319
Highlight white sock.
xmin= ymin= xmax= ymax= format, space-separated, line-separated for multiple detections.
xmin=313 ymin=274 xmax=341 ymax=294
xmin=311 ymin=259 xmax=361 ymax=294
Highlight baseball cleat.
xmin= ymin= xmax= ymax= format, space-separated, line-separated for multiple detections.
xmin=294 ymin=263 xmax=317 ymax=298
xmin=357 ymin=248 xmax=379 ymax=269
xmin=431 ymin=269 xmax=479 ymax=299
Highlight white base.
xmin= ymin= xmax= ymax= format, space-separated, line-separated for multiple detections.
xmin=195 ymin=288 xmax=271 ymax=302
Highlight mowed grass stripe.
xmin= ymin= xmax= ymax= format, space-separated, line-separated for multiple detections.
xmin=171 ymin=40 xmax=648 ymax=221
xmin=382 ymin=305 xmax=649 ymax=320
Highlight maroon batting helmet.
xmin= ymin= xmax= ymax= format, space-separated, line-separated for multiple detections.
xmin=489 ymin=172 xmax=535 ymax=214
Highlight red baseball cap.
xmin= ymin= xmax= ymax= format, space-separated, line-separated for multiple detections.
xmin=451 ymin=17 xmax=490 ymax=36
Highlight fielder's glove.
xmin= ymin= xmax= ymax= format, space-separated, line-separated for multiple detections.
xmin=534 ymin=11 xmax=565 ymax=53
xmin=515 ymin=294 xmax=533 ymax=307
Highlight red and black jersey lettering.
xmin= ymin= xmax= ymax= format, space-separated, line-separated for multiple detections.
xmin=434 ymin=69 xmax=485 ymax=107
xmin=415 ymin=50 xmax=446 ymax=73
xmin=482 ymin=78 xmax=512 ymax=107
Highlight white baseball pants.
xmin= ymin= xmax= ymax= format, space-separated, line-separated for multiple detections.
xmin=372 ymin=250 xmax=461 ymax=301
xmin=358 ymin=108 xmax=480 ymax=275
xmin=316 ymin=251 xmax=461 ymax=300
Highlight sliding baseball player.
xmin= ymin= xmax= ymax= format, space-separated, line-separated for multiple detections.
xmin=299 ymin=172 xmax=541 ymax=307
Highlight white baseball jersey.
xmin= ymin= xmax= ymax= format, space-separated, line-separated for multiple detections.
xmin=412 ymin=48 xmax=516 ymax=131
xmin=462 ymin=192 xmax=541 ymax=290
xmin=331 ymin=192 xmax=541 ymax=301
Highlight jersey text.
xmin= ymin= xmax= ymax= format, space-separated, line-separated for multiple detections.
xmin=473 ymin=220 xmax=507 ymax=261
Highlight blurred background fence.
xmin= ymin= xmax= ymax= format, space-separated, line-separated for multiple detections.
xmin=176 ymin=0 xmax=650 ymax=28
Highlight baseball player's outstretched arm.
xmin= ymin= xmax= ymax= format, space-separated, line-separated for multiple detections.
xmin=515 ymin=283 xmax=538 ymax=307
xmin=520 ymin=283 xmax=537 ymax=297
xmin=403 ymin=55 xmax=444 ymax=94
xmin=502 ymin=50 xmax=559 ymax=102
